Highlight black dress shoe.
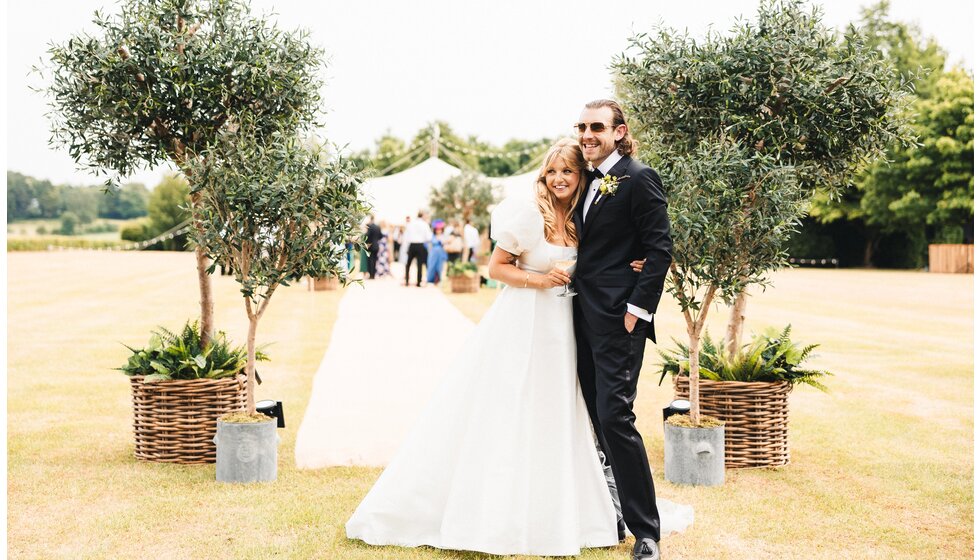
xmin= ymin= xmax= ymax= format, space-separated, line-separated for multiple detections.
xmin=632 ymin=537 xmax=660 ymax=560
xmin=617 ymin=518 xmax=626 ymax=542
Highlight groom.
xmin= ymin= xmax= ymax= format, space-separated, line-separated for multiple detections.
xmin=572 ymin=99 xmax=672 ymax=560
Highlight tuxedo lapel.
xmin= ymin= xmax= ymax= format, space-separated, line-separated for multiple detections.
xmin=581 ymin=155 xmax=632 ymax=239
xmin=573 ymin=194 xmax=585 ymax=238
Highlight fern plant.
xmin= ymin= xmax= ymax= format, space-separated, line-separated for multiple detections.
xmin=659 ymin=325 xmax=831 ymax=391
xmin=447 ymin=260 xmax=478 ymax=277
xmin=119 ymin=320 xmax=268 ymax=382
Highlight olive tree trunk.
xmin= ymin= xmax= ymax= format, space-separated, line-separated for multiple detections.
xmin=190 ymin=192 xmax=215 ymax=346
xmin=724 ymin=290 xmax=748 ymax=357
xmin=674 ymin=267 xmax=718 ymax=426
xmin=245 ymin=314 xmax=259 ymax=414
xmin=243 ymin=280 xmax=279 ymax=415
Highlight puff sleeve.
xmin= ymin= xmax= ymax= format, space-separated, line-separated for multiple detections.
xmin=490 ymin=196 xmax=544 ymax=256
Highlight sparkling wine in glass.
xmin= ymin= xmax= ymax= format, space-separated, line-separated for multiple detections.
xmin=555 ymin=258 xmax=577 ymax=297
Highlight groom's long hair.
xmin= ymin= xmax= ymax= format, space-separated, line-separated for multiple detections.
xmin=585 ymin=99 xmax=637 ymax=157
xmin=535 ymin=138 xmax=586 ymax=246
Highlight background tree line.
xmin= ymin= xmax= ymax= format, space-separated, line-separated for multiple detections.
xmin=7 ymin=170 xmax=191 ymax=249
xmin=788 ymin=2 xmax=974 ymax=268
xmin=8 ymin=170 xmax=148 ymax=222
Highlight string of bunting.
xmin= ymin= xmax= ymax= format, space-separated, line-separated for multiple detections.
xmin=372 ymin=137 xmax=429 ymax=160
xmin=437 ymin=137 xmax=550 ymax=159
xmin=48 ymin=220 xmax=193 ymax=252
xmin=364 ymin=132 xmax=550 ymax=162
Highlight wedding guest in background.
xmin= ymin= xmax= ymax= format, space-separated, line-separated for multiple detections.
xmin=404 ymin=211 xmax=432 ymax=287
xmin=464 ymin=219 xmax=480 ymax=263
xmin=427 ymin=221 xmax=449 ymax=285
xmin=344 ymin=235 xmax=356 ymax=272
xmin=376 ymin=221 xmax=392 ymax=278
xmin=358 ymin=239 xmax=369 ymax=278
xmin=445 ymin=221 xmax=464 ymax=263
xmin=365 ymin=215 xmax=383 ymax=280
xmin=393 ymin=218 xmax=406 ymax=264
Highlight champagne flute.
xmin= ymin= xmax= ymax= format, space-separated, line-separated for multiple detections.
xmin=554 ymin=257 xmax=577 ymax=297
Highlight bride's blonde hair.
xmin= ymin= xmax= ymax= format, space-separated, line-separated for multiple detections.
xmin=535 ymin=138 xmax=587 ymax=245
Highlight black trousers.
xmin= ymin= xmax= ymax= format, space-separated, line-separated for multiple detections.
xmin=366 ymin=244 xmax=379 ymax=279
xmin=574 ymin=306 xmax=661 ymax=542
xmin=405 ymin=243 xmax=427 ymax=286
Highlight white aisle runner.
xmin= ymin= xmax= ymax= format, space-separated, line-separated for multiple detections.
xmin=295 ymin=275 xmax=476 ymax=468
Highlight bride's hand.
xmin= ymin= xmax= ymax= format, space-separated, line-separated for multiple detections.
xmin=542 ymin=268 xmax=571 ymax=288
xmin=630 ymin=258 xmax=647 ymax=272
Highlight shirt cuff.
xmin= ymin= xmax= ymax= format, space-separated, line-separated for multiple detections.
xmin=626 ymin=304 xmax=653 ymax=323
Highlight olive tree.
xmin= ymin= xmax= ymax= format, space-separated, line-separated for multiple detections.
xmin=664 ymin=141 xmax=803 ymax=423
xmin=189 ymin=125 xmax=368 ymax=413
xmin=615 ymin=0 xmax=912 ymax=362
xmin=41 ymin=0 xmax=324 ymax=345
xmin=428 ymin=171 xmax=497 ymax=231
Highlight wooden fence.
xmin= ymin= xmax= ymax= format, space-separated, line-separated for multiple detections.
xmin=928 ymin=244 xmax=974 ymax=273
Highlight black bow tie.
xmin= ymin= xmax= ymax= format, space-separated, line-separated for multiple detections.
xmin=588 ymin=169 xmax=604 ymax=182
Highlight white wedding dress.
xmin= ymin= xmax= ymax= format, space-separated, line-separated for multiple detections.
xmin=346 ymin=196 xmax=691 ymax=556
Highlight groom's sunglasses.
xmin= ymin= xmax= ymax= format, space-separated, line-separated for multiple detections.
xmin=574 ymin=122 xmax=615 ymax=134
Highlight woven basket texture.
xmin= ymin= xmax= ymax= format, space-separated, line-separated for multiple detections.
xmin=129 ymin=375 xmax=247 ymax=464
xmin=673 ymin=376 xmax=791 ymax=468
xmin=450 ymin=275 xmax=479 ymax=293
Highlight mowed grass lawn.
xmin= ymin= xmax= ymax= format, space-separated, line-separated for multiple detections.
xmin=7 ymin=252 xmax=974 ymax=559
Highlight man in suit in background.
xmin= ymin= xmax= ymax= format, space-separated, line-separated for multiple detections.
xmin=365 ymin=215 xmax=383 ymax=280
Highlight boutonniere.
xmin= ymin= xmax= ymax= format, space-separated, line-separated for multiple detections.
xmin=594 ymin=174 xmax=629 ymax=205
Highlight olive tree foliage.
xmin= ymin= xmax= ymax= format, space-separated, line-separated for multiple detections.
xmin=40 ymin=0 xmax=325 ymax=345
xmin=188 ymin=125 xmax=368 ymax=413
xmin=659 ymin=141 xmax=804 ymax=423
xmin=428 ymin=171 xmax=498 ymax=231
xmin=615 ymin=0 xmax=911 ymax=374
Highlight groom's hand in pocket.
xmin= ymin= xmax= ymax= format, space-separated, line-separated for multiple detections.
xmin=624 ymin=312 xmax=639 ymax=333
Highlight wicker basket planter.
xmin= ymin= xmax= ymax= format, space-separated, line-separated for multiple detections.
xmin=309 ymin=276 xmax=339 ymax=291
xmin=449 ymin=274 xmax=479 ymax=293
xmin=129 ymin=375 xmax=247 ymax=464
xmin=673 ymin=376 xmax=791 ymax=468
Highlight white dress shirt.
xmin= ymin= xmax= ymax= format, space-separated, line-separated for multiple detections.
xmin=463 ymin=223 xmax=480 ymax=249
xmin=404 ymin=218 xmax=433 ymax=244
xmin=583 ymin=152 xmax=652 ymax=324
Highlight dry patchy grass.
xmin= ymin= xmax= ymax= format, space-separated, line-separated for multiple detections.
xmin=7 ymin=254 xmax=974 ymax=559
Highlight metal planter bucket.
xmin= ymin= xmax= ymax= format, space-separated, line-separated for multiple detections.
xmin=214 ymin=419 xmax=279 ymax=483
xmin=664 ymin=423 xmax=725 ymax=486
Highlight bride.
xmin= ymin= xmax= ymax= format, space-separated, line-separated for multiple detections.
xmin=346 ymin=138 xmax=689 ymax=556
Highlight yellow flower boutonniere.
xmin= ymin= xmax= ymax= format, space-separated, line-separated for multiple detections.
xmin=594 ymin=174 xmax=629 ymax=205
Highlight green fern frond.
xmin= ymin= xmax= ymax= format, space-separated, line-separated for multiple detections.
xmin=657 ymin=324 xmax=832 ymax=389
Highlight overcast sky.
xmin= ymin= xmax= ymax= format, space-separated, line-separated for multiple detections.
xmin=5 ymin=0 xmax=975 ymax=188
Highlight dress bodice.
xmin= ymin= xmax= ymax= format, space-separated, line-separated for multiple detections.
xmin=517 ymin=242 xmax=577 ymax=275
xmin=491 ymin=196 xmax=577 ymax=276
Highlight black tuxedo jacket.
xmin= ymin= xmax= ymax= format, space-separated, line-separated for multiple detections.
xmin=573 ymin=155 xmax=672 ymax=341
xmin=365 ymin=223 xmax=383 ymax=248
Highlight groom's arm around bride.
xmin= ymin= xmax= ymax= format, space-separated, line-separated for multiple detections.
xmin=624 ymin=162 xmax=672 ymax=341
